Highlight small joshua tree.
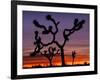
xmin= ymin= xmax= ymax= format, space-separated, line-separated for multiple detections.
xmin=72 ymin=51 xmax=77 ymax=65
xmin=30 ymin=14 xmax=85 ymax=66
xmin=41 ymin=47 xmax=60 ymax=66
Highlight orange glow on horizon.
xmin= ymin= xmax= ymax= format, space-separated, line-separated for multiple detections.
xmin=23 ymin=54 xmax=90 ymax=69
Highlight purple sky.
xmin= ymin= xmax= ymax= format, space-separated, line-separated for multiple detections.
xmin=23 ymin=11 xmax=89 ymax=56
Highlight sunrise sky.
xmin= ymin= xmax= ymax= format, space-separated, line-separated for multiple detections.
xmin=22 ymin=11 xmax=90 ymax=68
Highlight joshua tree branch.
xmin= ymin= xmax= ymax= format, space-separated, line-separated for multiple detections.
xmin=33 ymin=20 xmax=48 ymax=32
xmin=62 ymin=18 xmax=85 ymax=47
xmin=46 ymin=15 xmax=59 ymax=34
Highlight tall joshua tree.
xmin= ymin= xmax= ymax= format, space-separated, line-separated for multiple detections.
xmin=41 ymin=47 xmax=60 ymax=66
xmin=30 ymin=14 xmax=85 ymax=66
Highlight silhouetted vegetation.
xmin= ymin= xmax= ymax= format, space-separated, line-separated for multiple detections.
xmin=30 ymin=14 xmax=85 ymax=66
xmin=32 ymin=65 xmax=42 ymax=68
xmin=84 ymin=62 xmax=89 ymax=65
xmin=72 ymin=51 xmax=77 ymax=65
xmin=41 ymin=47 xmax=60 ymax=66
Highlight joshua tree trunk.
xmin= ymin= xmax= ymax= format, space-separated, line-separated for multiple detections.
xmin=49 ymin=59 xmax=52 ymax=66
xmin=72 ymin=58 xmax=74 ymax=65
xmin=60 ymin=47 xmax=65 ymax=66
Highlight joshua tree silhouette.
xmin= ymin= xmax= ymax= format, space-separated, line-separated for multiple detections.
xmin=30 ymin=14 xmax=85 ymax=66
xmin=72 ymin=51 xmax=77 ymax=65
xmin=41 ymin=47 xmax=60 ymax=66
